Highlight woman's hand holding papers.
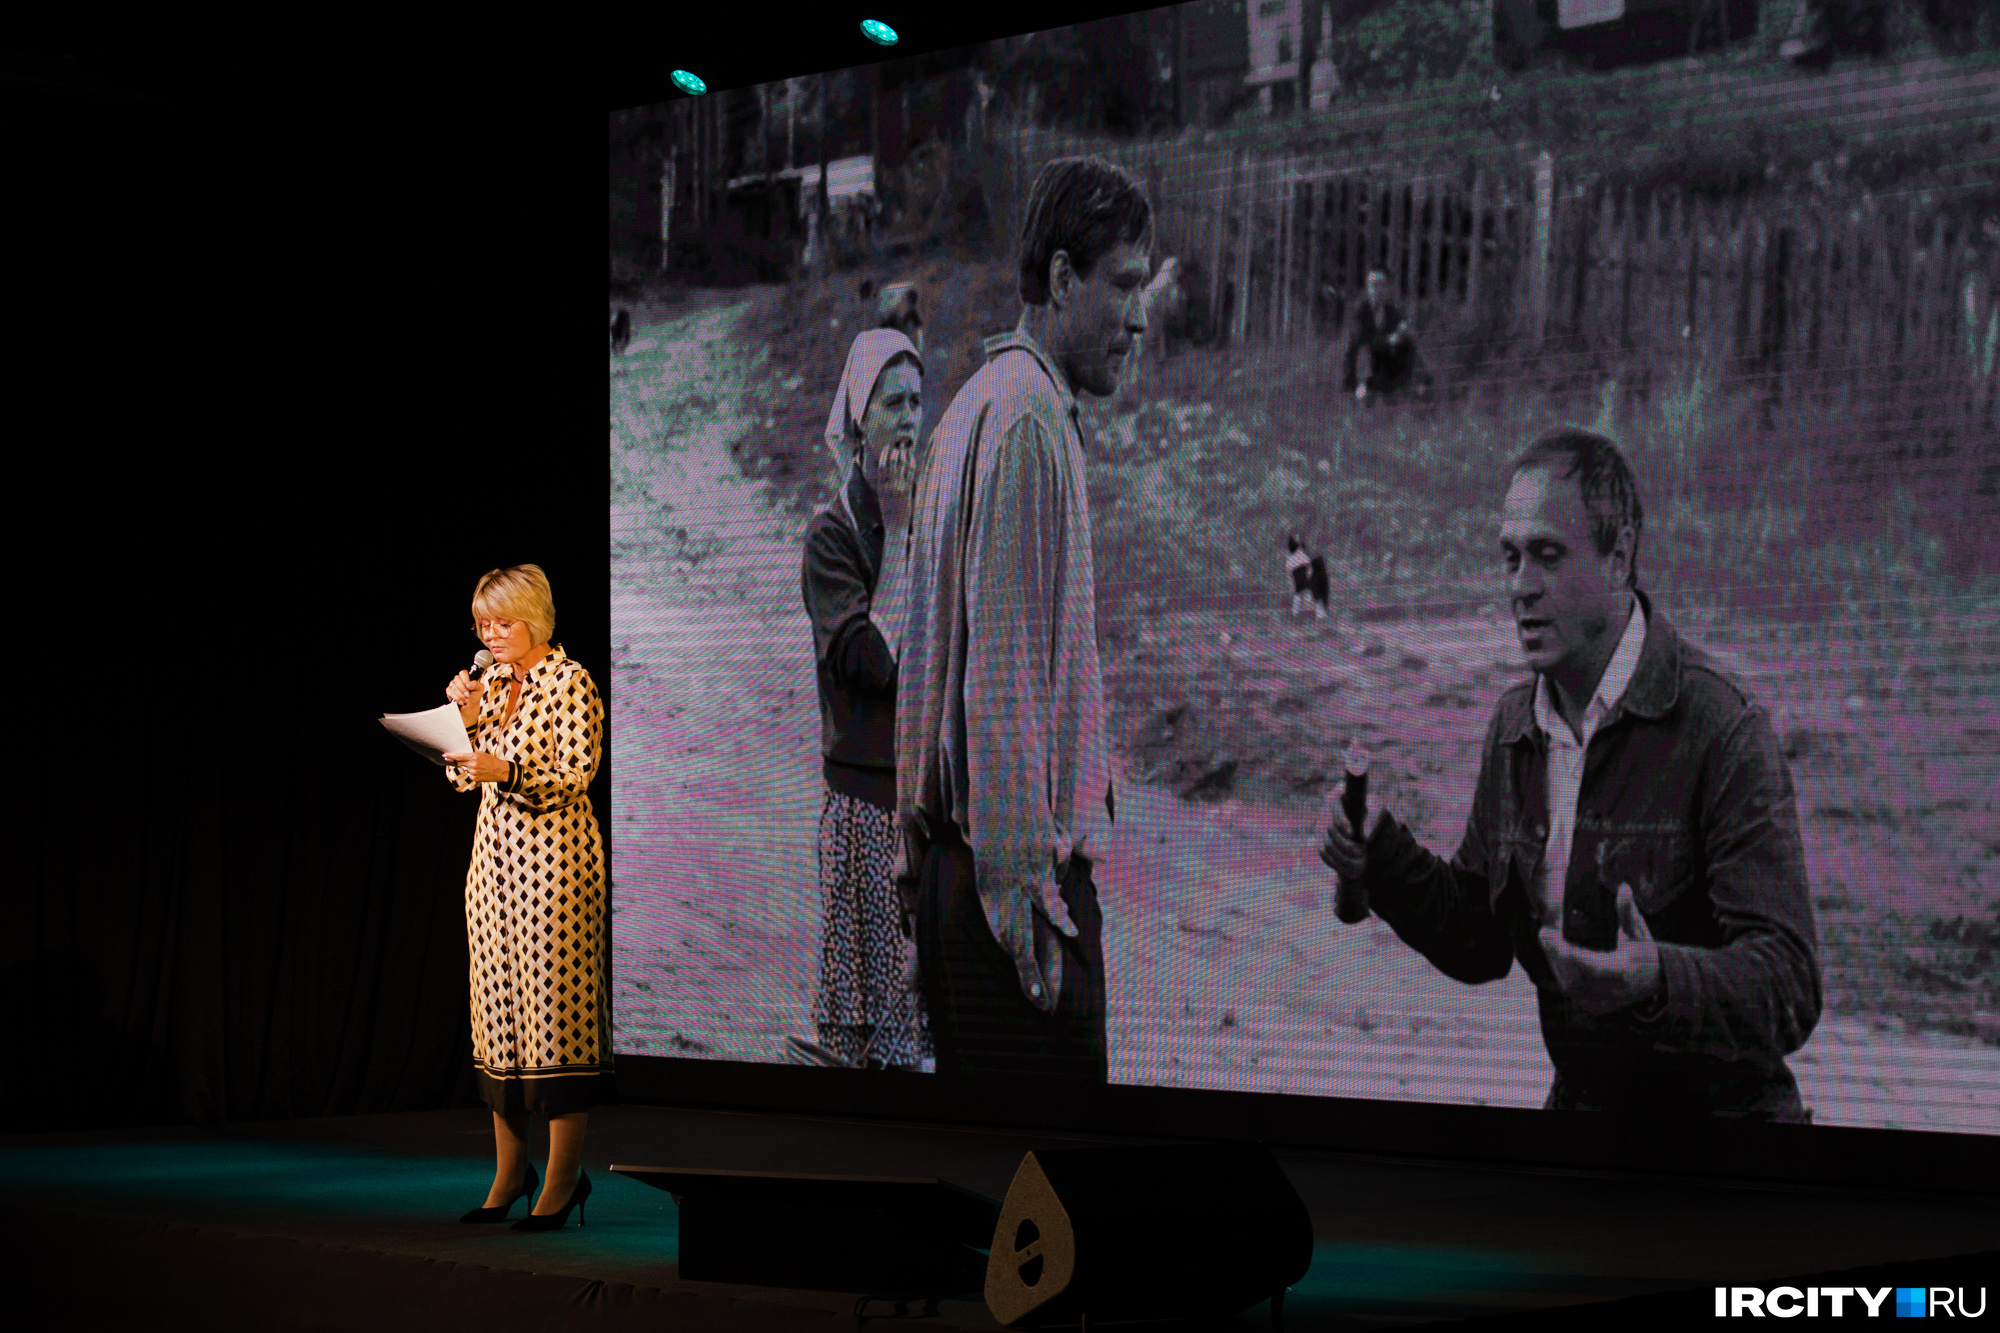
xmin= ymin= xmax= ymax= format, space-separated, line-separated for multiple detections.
xmin=442 ymin=749 xmax=510 ymax=784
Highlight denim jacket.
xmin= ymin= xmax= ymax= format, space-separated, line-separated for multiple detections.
xmin=1363 ymin=592 xmax=1822 ymax=1119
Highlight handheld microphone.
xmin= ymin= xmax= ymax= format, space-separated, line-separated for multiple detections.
xmin=470 ymin=649 xmax=496 ymax=680
xmin=1335 ymin=740 xmax=1372 ymax=924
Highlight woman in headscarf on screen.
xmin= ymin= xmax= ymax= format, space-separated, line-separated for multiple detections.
xmin=796 ymin=326 xmax=933 ymax=1071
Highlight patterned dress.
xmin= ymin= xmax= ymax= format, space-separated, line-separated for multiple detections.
xmin=815 ymin=787 xmax=930 ymax=1069
xmin=803 ymin=472 xmax=932 ymax=1070
xmin=447 ymin=644 xmax=614 ymax=1114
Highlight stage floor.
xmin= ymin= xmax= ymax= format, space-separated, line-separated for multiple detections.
xmin=5 ymin=1103 xmax=1995 ymax=1330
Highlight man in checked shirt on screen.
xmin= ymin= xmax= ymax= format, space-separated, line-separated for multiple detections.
xmin=1318 ymin=429 xmax=1823 ymax=1119
xmin=894 ymin=156 xmax=1152 ymax=1080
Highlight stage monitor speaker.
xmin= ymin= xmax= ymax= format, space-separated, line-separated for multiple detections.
xmin=609 ymin=1164 xmax=1000 ymax=1295
xmin=984 ymin=1142 xmax=1313 ymax=1327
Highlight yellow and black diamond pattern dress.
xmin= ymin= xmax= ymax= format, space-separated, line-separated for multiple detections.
xmin=446 ymin=644 xmax=614 ymax=1115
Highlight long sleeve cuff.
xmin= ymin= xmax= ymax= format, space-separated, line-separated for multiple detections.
xmin=1359 ymin=809 xmax=1414 ymax=901
xmin=832 ymin=615 xmax=898 ymax=694
xmin=1631 ymin=958 xmax=1671 ymax=1024
xmin=1641 ymin=941 xmax=1701 ymax=1038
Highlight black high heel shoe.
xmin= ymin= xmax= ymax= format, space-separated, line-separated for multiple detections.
xmin=459 ymin=1163 xmax=539 ymax=1223
xmin=512 ymin=1169 xmax=591 ymax=1232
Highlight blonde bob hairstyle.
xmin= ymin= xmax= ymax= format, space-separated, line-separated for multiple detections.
xmin=470 ymin=565 xmax=555 ymax=646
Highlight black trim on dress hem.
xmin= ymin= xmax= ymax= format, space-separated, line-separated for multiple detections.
xmin=476 ymin=1068 xmax=620 ymax=1117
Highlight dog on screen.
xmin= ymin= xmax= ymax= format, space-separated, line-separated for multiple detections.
xmin=610 ymin=308 xmax=631 ymax=356
xmin=1287 ymin=535 xmax=1330 ymax=620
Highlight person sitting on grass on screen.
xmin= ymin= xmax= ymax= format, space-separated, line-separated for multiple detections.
xmin=1342 ymin=269 xmax=1430 ymax=404
xmin=1317 ymin=428 xmax=1822 ymax=1120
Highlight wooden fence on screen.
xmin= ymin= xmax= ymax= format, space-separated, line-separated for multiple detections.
xmin=993 ymin=123 xmax=1998 ymax=415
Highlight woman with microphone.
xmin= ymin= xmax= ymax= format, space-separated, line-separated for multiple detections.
xmin=441 ymin=564 xmax=611 ymax=1230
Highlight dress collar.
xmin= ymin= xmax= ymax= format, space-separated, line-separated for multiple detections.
xmin=498 ymin=643 xmax=565 ymax=684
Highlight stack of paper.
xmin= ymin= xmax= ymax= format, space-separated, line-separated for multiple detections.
xmin=380 ymin=704 xmax=472 ymax=766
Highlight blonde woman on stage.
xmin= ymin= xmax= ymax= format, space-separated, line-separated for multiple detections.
xmin=442 ymin=564 xmax=611 ymax=1230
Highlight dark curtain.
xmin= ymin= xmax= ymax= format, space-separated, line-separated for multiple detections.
xmin=9 ymin=41 xmax=604 ymax=1132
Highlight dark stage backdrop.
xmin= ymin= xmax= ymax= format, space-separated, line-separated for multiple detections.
xmin=8 ymin=9 xmax=1153 ymax=1139
xmin=9 ymin=37 xmax=605 ymax=1132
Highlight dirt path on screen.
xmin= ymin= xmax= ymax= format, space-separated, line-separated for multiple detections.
xmin=609 ymin=301 xmax=1998 ymax=1133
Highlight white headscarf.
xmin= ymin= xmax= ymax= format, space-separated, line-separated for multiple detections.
xmin=823 ymin=328 xmax=922 ymax=480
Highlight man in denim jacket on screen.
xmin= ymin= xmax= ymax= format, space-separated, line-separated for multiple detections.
xmin=1319 ymin=429 xmax=1822 ymax=1120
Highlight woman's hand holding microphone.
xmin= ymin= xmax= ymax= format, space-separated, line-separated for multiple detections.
xmin=442 ymin=667 xmax=509 ymax=783
xmin=446 ymin=670 xmax=484 ymax=726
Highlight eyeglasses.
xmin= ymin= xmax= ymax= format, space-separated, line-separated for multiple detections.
xmin=475 ymin=619 xmax=523 ymax=635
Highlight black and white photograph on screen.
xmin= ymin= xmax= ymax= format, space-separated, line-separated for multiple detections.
xmin=610 ymin=0 xmax=2000 ymax=1130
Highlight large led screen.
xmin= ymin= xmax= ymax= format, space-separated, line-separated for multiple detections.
xmin=610 ymin=0 xmax=2000 ymax=1133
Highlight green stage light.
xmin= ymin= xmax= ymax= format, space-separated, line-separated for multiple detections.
xmin=671 ymin=69 xmax=707 ymax=95
xmin=860 ymin=19 xmax=899 ymax=46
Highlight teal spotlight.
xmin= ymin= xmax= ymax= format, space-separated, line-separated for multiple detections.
xmin=860 ymin=19 xmax=899 ymax=46
xmin=671 ymin=69 xmax=707 ymax=95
